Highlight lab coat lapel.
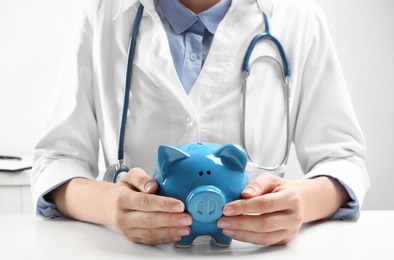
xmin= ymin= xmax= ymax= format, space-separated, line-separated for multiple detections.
xmin=187 ymin=0 xmax=259 ymax=114
xmin=112 ymin=0 xmax=195 ymax=115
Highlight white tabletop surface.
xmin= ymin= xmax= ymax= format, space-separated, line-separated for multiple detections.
xmin=0 ymin=211 xmax=391 ymax=259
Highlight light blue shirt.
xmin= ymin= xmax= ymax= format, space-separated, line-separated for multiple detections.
xmin=154 ymin=0 xmax=231 ymax=94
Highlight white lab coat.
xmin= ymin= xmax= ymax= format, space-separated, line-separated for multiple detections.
xmin=31 ymin=0 xmax=370 ymax=216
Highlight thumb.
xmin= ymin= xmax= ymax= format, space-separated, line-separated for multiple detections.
xmin=120 ymin=167 xmax=158 ymax=194
xmin=241 ymin=173 xmax=280 ymax=198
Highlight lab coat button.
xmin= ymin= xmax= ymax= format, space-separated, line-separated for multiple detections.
xmin=190 ymin=53 xmax=198 ymax=61
xmin=184 ymin=117 xmax=194 ymax=128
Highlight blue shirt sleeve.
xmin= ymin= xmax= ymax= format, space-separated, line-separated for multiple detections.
xmin=328 ymin=179 xmax=360 ymax=220
xmin=36 ymin=195 xmax=64 ymax=218
xmin=35 ymin=180 xmax=72 ymax=218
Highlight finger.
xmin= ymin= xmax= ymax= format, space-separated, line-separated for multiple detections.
xmin=222 ymin=228 xmax=292 ymax=246
xmin=223 ymin=189 xmax=299 ymax=216
xmin=116 ymin=211 xmax=192 ymax=245
xmin=122 ymin=226 xmax=191 ymax=246
xmin=122 ymin=211 xmax=192 ymax=229
xmin=131 ymin=235 xmax=181 ymax=246
xmin=114 ymin=210 xmax=192 ymax=245
xmin=120 ymin=191 xmax=186 ymax=213
xmin=218 ymin=212 xmax=299 ymax=233
xmin=241 ymin=173 xmax=282 ymax=198
xmin=120 ymin=167 xmax=158 ymax=193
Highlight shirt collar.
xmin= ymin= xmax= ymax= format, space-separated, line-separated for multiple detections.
xmin=157 ymin=0 xmax=232 ymax=35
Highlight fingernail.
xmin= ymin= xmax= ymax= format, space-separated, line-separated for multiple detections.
xmin=217 ymin=220 xmax=230 ymax=229
xmin=172 ymin=236 xmax=181 ymax=242
xmin=178 ymin=216 xmax=192 ymax=226
xmin=243 ymin=187 xmax=255 ymax=195
xmin=177 ymin=228 xmax=190 ymax=236
xmin=222 ymin=230 xmax=236 ymax=238
xmin=172 ymin=203 xmax=184 ymax=213
xmin=223 ymin=206 xmax=235 ymax=216
xmin=144 ymin=181 xmax=156 ymax=192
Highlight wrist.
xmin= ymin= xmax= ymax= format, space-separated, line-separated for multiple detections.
xmin=295 ymin=176 xmax=348 ymax=223
xmin=50 ymin=178 xmax=115 ymax=226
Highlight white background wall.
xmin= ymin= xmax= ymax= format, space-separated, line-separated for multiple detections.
xmin=0 ymin=0 xmax=393 ymax=210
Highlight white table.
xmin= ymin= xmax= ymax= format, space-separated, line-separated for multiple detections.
xmin=0 ymin=211 xmax=391 ymax=259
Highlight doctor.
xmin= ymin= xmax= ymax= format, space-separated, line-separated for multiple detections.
xmin=31 ymin=0 xmax=370 ymax=246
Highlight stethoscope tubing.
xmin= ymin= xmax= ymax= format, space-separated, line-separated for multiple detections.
xmin=241 ymin=13 xmax=291 ymax=173
xmin=117 ymin=4 xmax=145 ymax=164
xmin=241 ymin=61 xmax=291 ymax=172
xmin=242 ymin=13 xmax=291 ymax=78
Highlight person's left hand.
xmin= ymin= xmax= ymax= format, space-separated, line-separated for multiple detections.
xmin=217 ymin=173 xmax=303 ymax=246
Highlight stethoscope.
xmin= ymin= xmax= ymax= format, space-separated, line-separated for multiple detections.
xmin=104 ymin=3 xmax=291 ymax=183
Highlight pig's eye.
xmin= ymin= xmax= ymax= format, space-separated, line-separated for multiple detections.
xmin=207 ymin=171 xmax=211 ymax=175
xmin=199 ymin=171 xmax=203 ymax=176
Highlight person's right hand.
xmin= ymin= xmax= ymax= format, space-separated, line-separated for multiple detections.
xmin=108 ymin=167 xmax=192 ymax=245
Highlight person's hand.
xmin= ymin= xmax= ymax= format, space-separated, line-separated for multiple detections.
xmin=108 ymin=167 xmax=192 ymax=245
xmin=217 ymin=173 xmax=303 ymax=246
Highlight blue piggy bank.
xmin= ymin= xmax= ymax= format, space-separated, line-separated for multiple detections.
xmin=153 ymin=142 xmax=249 ymax=247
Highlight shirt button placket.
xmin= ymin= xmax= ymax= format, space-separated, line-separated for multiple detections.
xmin=182 ymin=19 xmax=206 ymax=93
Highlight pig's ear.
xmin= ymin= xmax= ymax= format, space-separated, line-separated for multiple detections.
xmin=157 ymin=144 xmax=189 ymax=178
xmin=214 ymin=143 xmax=247 ymax=172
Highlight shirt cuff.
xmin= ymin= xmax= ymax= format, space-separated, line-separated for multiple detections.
xmin=303 ymin=158 xmax=369 ymax=221
xmin=31 ymin=157 xmax=95 ymax=218
xmin=328 ymin=178 xmax=360 ymax=221
xmin=36 ymin=195 xmax=64 ymax=219
xmin=34 ymin=178 xmax=76 ymax=219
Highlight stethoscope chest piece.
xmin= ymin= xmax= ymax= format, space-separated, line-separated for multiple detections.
xmin=104 ymin=161 xmax=129 ymax=183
